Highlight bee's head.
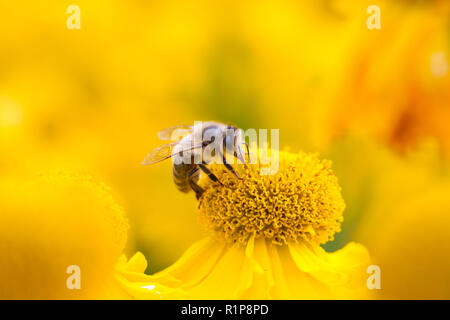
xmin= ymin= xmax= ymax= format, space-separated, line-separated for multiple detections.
xmin=201 ymin=123 xmax=247 ymax=166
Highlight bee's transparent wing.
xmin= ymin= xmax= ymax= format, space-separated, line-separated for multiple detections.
xmin=142 ymin=143 xmax=202 ymax=165
xmin=157 ymin=125 xmax=193 ymax=141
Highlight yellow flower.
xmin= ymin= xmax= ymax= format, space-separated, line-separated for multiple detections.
xmin=0 ymin=171 xmax=129 ymax=299
xmin=199 ymin=151 xmax=344 ymax=246
xmin=117 ymin=150 xmax=371 ymax=299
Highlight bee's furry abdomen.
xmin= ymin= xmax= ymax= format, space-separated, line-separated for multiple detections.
xmin=172 ymin=162 xmax=196 ymax=193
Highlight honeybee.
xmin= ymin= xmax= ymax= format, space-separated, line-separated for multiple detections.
xmin=142 ymin=121 xmax=248 ymax=198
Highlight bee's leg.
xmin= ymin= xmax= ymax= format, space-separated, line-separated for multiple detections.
xmin=243 ymin=142 xmax=250 ymax=163
xmin=221 ymin=153 xmax=243 ymax=180
xmin=199 ymin=163 xmax=224 ymax=186
xmin=234 ymin=148 xmax=248 ymax=169
xmin=187 ymin=167 xmax=204 ymax=199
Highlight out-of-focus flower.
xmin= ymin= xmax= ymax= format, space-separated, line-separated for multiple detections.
xmin=328 ymin=1 xmax=450 ymax=156
xmin=324 ymin=135 xmax=450 ymax=299
xmin=367 ymin=183 xmax=450 ymax=299
xmin=0 ymin=171 xmax=129 ymax=299
xmin=116 ymin=150 xmax=370 ymax=299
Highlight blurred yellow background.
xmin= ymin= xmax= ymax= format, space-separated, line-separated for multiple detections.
xmin=0 ymin=0 xmax=449 ymax=298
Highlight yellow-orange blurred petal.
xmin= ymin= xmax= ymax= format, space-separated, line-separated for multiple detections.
xmin=0 ymin=171 xmax=129 ymax=299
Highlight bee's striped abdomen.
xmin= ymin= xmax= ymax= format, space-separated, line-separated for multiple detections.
xmin=172 ymin=161 xmax=195 ymax=193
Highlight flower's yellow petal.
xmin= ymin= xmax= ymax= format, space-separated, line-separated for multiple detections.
xmin=152 ymin=237 xmax=227 ymax=286
xmin=181 ymin=241 xmax=254 ymax=299
xmin=288 ymin=241 xmax=328 ymax=273
xmin=114 ymin=276 xmax=185 ymax=300
xmin=296 ymin=243 xmax=370 ymax=298
xmin=289 ymin=242 xmax=349 ymax=286
xmin=277 ymin=245 xmax=333 ymax=299
xmin=115 ymin=252 xmax=154 ymax=283
xmin=239 ymin=238 xmax=275 ymax=299
xmin=265 ymin=243 xmax=292 ymax=298
xmin=122 ymin=252 xmax=148 ymax=273
xmin=253 ymin=238 xmax=275 ymax=291
xmin=117 ymin=238 xmax=266 ymax=299
xmin=114 ymin=252 xmax=187 ymax=299
xmin=288 ymin=241 xmax=370 ymax=299
xmin=231 ymin=234 xmax=264 ymax=298
xmin=244 ymin=234 xmax=264 ymax=274
xmin=117 ymin=237 xmax=370 ymax=299
xmin=326 ymin=242 xmax=372 ymax=296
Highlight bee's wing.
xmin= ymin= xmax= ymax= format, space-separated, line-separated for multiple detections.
xmin=157 ymin=125 xmax=193 ymax=141
xmin=142 ymin=143 xmax=202 ymax=165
